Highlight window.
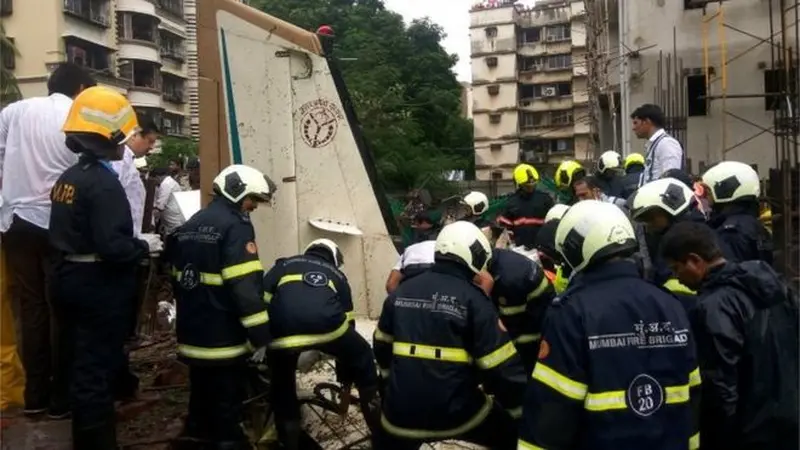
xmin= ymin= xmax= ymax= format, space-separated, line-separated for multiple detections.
xmin=764 ymin=67 xmax=798 ymax=111
xmin=486 ymin=56 xmax=498 ymax=67
xmin=487 ymin=85 xmax=500 ymax=96
xmin=519 ymin=84 xmax=535 ymax=99
xmin=162 ymin=114 xmax=185 ymax=136
xmin=63 ymin=0 xmax=110 ymax=27
xmin=485 ymin=27 xmax=498 ymax=38
xmin=489 ymin=113 xmax=502 ymax=124
xmin=551 ymin=110 xmax=573 ymax=125
xmin=519 ymin=28 xmax=540 ymax=44
xmin=490 ymin=143 xmax=502 ymax=152
xmin=160 ymin=33 xmax=185 ymax=60
xmin=546 ymin=25 xmax=570 ymax=42
xmin=546 ymin=54 xmax=572 ymax=70
xmin=162 ymin=75 xmax=185 ymax=103
xmin=491 ymin=171 xmax=503 ymax=180
xmin=0 ymin=0 xmax=12 ymax=16
xmin=533 ymin=82 xmax=571 ymax=97
xmin=686 ymin=74 xmax=708 ymax=116
xmin=552 ymin=138 xmax=573 ymax=152
xmin=2 ymin=37 xmax=14 ymax=70
xmin=521 ymin=112 xmax=538 ymax=128
xmin=65 ymin=41 xmax=110 ymax=72
xmin=158 ymin=0 xmax=183 ymax=18
xmin=520 ymin=56 xmax=540 ymax=71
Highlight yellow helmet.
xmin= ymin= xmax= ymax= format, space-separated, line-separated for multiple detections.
xmin=63 ymin=86 xmax=139 ymax=145
xmin=554 ymin=160 xmax=585 ymax=189
xmin=513 ymin=163 xmax=540 ymax=186
xmin=624 ymin=153 xmax=645 ymax=169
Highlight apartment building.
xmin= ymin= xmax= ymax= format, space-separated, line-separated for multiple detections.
xmin=460 ymin=81 xmax=474 ymax=119
xmin=1 ymin=0 xmax=193 ymax=138
xmin=470 ymin=0 xmax=590 ymax=181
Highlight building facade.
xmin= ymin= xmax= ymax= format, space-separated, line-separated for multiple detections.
xmin=470 ymin=0 xmax=590 ymax=181
xmin=1 ymin=0 xmax=194 ymax=138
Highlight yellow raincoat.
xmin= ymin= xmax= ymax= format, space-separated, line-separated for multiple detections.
xmin=0 ymin=247 xmax=24 ymax=410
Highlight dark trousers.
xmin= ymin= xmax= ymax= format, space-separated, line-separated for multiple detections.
xmin=1 ymin=216 xmax=57 ymax=410
xmin=53 ymin=262 xmax=134 ymax=432
xmin=375 ymin=402 xmax=518 ymax=450
xmin=185 ymin=364 xmax=248 ymax=443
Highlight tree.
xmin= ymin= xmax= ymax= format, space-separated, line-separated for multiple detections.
xmin=147 ymin=137 xmax=198 ymax=169
xmin=0 ymin=23 xmax=22 ymax=106
xmin=249 ymin=0 xmax=474 ymax=194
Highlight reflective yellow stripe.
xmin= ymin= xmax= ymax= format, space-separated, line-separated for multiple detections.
xmin=278 ymin=273 xmax=338 ymax=293
xmin=499 ymin=304 xmax=527 ymax=316
xmin=514 ymin=333 xmax=541 ymax=344
xmin=178 ymin=343 xmax=249 ymax=360
xmin=517 ymin=439 xmax=546 ymax=450
xmin=263 ymin=292 xmax=273 ymax=303
xmin=663 ymin=278 xmax=696 ymax=295
xmin=689 ymin=367 xmax=701 ymax=387
xmin=584 ymin=384 xmax=692 ymax=412
xmin=507 ymin=406 xmax=522 ymax=419
xmin=477 ymin=341 xmax=517 ymax=370
xmin=172 ymin=269 xmax=224 ymax=286
xmin=379 ymin=368 xmax=390 ymax=378
xmin=531 ymin=362 xmax=588 ymax=401
xmin=689 ymin=432 xmax=700 ymax=450
xmin=346 ymin=311 xmax=355 ymax=321
xmin=269 ymin=319 xmax=349 ymax=350
xmin=393 ymin=342 xmax=472 ymax=364
xmin=241 ymin=311 xmax=269 ymax=328
xmin=381 ymin=395 xmax=492 ymax=439
xmin=374 ymin=328 xmax=394 ymax=343
xmin=526 ymin=275 xmax=550 ymax=300
xmin=553 ymin=266 xmax=569 ymax=293
xmin=221 ymin=260 xmax=263 ymax=280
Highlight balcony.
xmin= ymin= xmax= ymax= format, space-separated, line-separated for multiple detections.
xmin=162 ymin=74 xmax=185 ymax=104
xmin=117 ymin=12 xmax=161 ymax=63
xmin=117 ymin=0 xmax=157 ymax=16
xmin=517 ymin=40 xmax=572 ymax=57
xmin=471 ymin=38 xmax=516 ymax=56
xmin=517 ymin=6 xmax=570 ymax=28
xmin=157 ymin=0 xmax=184 ymax=20
xmin=121 ymin=60 xmax=163 ymax=108
xmin=162 ymin=113 xmax=187 ymax=137
xmin=63 ymin=0 xmax=111 ymax=28
xmin=160 ymin=33 xmax=185 ymax=62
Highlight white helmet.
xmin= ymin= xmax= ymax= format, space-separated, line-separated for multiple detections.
xmin=212 ymin=164 xmax=277 ymax=204
xmin=462 ymin=191 xmax=489 ymax=216
xmin=435 ymin=220 xmax=492 ymax=274
xmin=597 ymin=150 xmax=622 ymax=173
xmin=701 ymin=161 xmax=760 ymax=204
xmin=630 ymin=177 xmax=694 ymax=220
xmin=556 ymin=200 xmax=638 ymax=273
xmin=545 ymin=204 xmax=570 ymax=223
xmin=304 ymin=238 xmax=344 ymax=267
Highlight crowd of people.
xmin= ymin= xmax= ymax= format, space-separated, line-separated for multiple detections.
xmin=0 ymin=61 xmax=798 ymax=450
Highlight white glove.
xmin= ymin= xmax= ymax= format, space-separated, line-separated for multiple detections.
xmin=250 ymin=346 xmax=268 ymax=364
xmin=140 ymin=233 xmax=164 ymax=253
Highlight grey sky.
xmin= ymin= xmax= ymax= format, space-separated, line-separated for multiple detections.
xmin=383 ymin=0 xmax=537 ymax=82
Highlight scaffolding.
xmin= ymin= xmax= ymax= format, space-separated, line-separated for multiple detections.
xmin=699 ymin=0 xmax=799 ymax=283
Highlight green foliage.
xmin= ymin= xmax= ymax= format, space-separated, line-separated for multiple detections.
xmin=0 ymin=23 xmax=22 ymax=107
xmin=250 ymin=0 xmax=474 ymax=195
xmin=147 ymin=137 xmax=198 ymax=169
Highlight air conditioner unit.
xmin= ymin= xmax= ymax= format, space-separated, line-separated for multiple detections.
xmin=542 ymin=86 xmax=557 ymax=97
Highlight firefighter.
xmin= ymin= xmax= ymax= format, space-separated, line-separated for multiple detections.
xmin=486 ymin=247 xmax=555 ymax=373
xmin=534 ymin=204 xmax=570 ymax=294
xmin=701 ymin=161 xmax=773 ymax=265
xmin=518 ymin=200 xmax=701 ymax=449
xmin=385 ymin=238 xmax=436 ymax=294
xmin=461 ymin=190 xmax=493 ymax=241
xmin=497 ymin=163 xmax=554 ymax=249
xmin=554 ymin=159 xmax=587 ymax=204
xmin=263 ymin=238 xmax=381 ymax=449
xmin=595 ymin=150 xmax=626 ymax=197
xmin=373 ymin=221 xmax=526 ymax=449
xmin=48 ymin=86 xmax=151 ymax=448
xmin=622 ymin=152 xmax=646 ymax=198
xmin=629 ymin=178 xmax=706 ymax=292
xmin=168 ymin=164 xmax=276 ymax=448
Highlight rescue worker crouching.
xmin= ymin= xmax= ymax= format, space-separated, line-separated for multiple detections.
xmin=518 ymin=200 xmax=701 ymax=450
xmin=262 ymin=239 xmax=381 ymax=449
xmin=700 ymin=161 xmax=773 ymax=265
xmin=595 ymin=150 xmax=626 ymax=197
xmin=486 ymin=247 xmax=555 ymax=373
xmin=168 ymin=164 xmax=276 ymax=449
xmin=497 ymin=164 xmax=554 ymax=249
xmin=373 ymin=221 xmax=527 ymax=449
xmin=49 ymin=86 xmax=151 ymax=449
xmin=629 ymin=177 xmax=707 ymax=309
xmin=621 ymin=152 xmax=645 ymax=199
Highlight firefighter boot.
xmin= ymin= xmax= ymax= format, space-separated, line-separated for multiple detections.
xmin=276 ymin=420 xmax=302 ymax=450
xmin=357 ymin=386 xmax=382 ymax=446
xmin=72 ymin=419 xmax=118 ymax=450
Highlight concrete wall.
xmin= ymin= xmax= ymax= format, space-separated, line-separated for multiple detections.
xmin=625 ymin=0 xmax=795 ymax=176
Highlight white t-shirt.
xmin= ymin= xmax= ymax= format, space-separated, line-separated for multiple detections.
xmin=111 ymin=146 xmax=146 ymax=236
xmin=393 ymin=240 xmax=436 ymax=271
xmin=0 ymin=94 xmax=77 ymax=231
xmin=153 ymin=175 xmax=182 ymax=226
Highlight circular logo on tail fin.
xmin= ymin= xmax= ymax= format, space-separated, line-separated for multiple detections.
xmin=299 ymin=99 xmax=343 ymax=148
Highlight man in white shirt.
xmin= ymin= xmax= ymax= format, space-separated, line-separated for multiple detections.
xmin=0 ymin=63 xmax=96 ymax=417
xmin=385 ymin=239 xmax=436 ymax=294
xmin=111 ymin=118 xmax=159 ymax=236
xmin=152 ymin=167 xmax=183 ymax=232
xmin=631 ymin=103 xmax=685 ymax=186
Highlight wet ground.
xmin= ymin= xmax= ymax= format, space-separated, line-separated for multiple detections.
xmin=0 ymin=321 xmax=484 ymax=450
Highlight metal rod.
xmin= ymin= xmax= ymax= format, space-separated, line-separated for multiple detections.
xmin=719 ymin=3 xmax=728 ymax=158
xmin=769 ymin=0 xmax=780 ymax=169
xmin=619 ymin=0 xmax=631 ymax=157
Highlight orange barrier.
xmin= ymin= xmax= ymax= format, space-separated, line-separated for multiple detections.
xmin=0 ymin=244 xmax=24 ymax=411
